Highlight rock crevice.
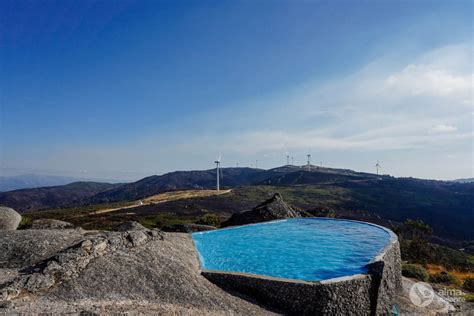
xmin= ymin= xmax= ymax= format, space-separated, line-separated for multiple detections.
xmin=0 ymin=229 xmax=164 ymax=301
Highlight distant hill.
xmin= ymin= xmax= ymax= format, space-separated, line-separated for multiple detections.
xmin=89 ymin=167 xmax=286 ymax=204
xmin=2 ymin=166 xmax=474 ymax=244
xmin=0 ymin=174 xmax=83 ymax=192
xmin=453 ymin=178 xmax=474 ymax=183
xmin=0 ymin=182 xmax=123 ymax=212
xmin=0 ymin=174 xmax=123 ymax=192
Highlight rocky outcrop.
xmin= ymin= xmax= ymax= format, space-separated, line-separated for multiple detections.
xmin=223 ymin=193 xmax=310 ymax=227
xmin=0 ymin=231 xmax=274 ymax=315
xmin=162 ymin=223 xmax=217 ymax=233
xmin=30 ymin=219 xmax=74 ymax=230
xmin=0 ymin=229 xmax=164 ymax=301
xmin=0 ymin=229 xmax=85 ymax=268
xmin=0 ymin=207 xmax=21 ymax=230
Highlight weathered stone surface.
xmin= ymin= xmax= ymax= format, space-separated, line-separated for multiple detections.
xmin=30 ymin=219 xmax=74 ymax=230
xmin=223 ymin=193 xmax=310 ymax=227
xmin=203 ymin=271 xmax=374 ymax=315
xmin=0 ymin=232 xmax=274 ymax=315
xmin=0 ymin=229 xmax=84 ymax=268
xmin=162 ymin=223 xmax=217 ymax=233
xmin=0 ymin=229 xmax=165 ymax=300
xmin=24 ymin=273 xmax=56 ymax=293
xmin=0 ymin=207 xmax=21 ymax=230
xmin=113 ymin=221 xmax=146 ymax=232
xmin=366 ymin=239 xmax=402 ymax=314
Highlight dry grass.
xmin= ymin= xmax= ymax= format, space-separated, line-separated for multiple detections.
xmin=90 ymin=189 xmax=231 ymax=215
xmin=426 ymin=264 xmax=474 ymax=283
xmin=142 ymin=189 xmax=231 ymax=203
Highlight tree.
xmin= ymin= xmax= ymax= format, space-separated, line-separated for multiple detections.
xmin=398 ymin=219 xmax=433 ymax=263
xmin=197 ymin=213 xmax=220 ymax=227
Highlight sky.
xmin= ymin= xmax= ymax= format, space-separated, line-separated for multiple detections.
xmin=0 ymin=0 xmax=472 ymax=181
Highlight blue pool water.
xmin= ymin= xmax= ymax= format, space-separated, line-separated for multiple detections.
xmin=192 ymin=218 xmax=392 ymax=281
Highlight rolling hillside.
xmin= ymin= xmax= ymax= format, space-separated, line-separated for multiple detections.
xmin=0 ymin=182 xmax=123 ymax=212
xmin=89 ymin=167 xmax=285 ymax=204
xmin=2 ymin=166 xmax=473 ymax=244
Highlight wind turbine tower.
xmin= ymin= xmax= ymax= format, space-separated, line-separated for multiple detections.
xmin=291 ymin=156 xmax=294 ymax=165
xmin=214 ymin=159 xmax=221 ymax=191
xmin=307 ymin=154 xmax=311 ymax=171
xmin=375 ymin=161 xmax=381 ymax=175
xmin=286 ymin=155 xmax=290 ymax=165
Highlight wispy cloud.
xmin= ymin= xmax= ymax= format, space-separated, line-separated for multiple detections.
xmin=185 ymin=43 xmax=473 ymax=155
xmin=430 ymin=124 xmax=458 ymax=134
xmin=4 ymin=44 xmax=472 ymax=179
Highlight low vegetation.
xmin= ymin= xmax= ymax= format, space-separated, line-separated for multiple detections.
xmin=463 ymin=277 xmax=474 ymax=292
xmin=197 ymin=213 xmax=221 ymax=227
xmin=402 ymin=263 xmax=429 ymax=282
xmin=429 ymin=272 xmax=458 ymax=286
xmin=17 ymin=215 xmax=32 ymax=229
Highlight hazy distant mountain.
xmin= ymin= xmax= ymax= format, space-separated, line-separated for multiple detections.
xmin=0 ymin=174 xmax=84 ymax=192
xmin=453 ymin=178 xmax=474 ymax=183
xmin=0 ymin=174 xmax=124 ymax=192
xmin=0 ymin=182 xmax=123 ymax=212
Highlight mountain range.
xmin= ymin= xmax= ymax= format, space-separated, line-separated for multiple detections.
xmin=0 ymin=165 xmax=473 ymax=244
xmin=0 ymin=174 xmax=123 ymax=192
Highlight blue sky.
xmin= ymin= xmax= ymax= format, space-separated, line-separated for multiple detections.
xmin=0 ymin=0 xmax=472 ymax=181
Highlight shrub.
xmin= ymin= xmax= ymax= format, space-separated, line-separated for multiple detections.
xmin=18 ymin=216 xmax=32 ymax=229
xmin=464 ymin=293 xmax=474 ymax=302
xmin=463 ymin=277 xmax=474 ymax=292
xmin=402 ymin=263 xmax=429 ymax=282
xmin=197 ymin=213 xmax=220 ymax=227
xmin=429 ymin=272 xmax=457 ymax=285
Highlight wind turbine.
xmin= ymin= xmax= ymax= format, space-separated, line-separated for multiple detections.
xmin=307 ymin=154 xmax=311 ymax=171
xmin=375 ymin=161 xmax=381 ymax=175
xmin=291 ymin=156 xmax=294 ymax=165
xmin=215 ymin=155 xmax=221 ymax=191
xmin=286 ymin=155 xmax=290 ymax=165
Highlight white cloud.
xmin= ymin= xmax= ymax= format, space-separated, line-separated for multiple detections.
xmin=385 ymin=64 xmax=473 ymax=98
xmin=205 ymin=43 xmax=473 ymax=154
xmin=430 ymin=124 xmax=458 ymax=133
xmin=5 ymin=44 xmax=472 ymax=179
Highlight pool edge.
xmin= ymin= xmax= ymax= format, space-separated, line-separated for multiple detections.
xmin=193 ymin=218 xmax=402 ymax=315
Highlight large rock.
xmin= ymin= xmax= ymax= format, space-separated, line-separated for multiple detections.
xmin=223 ymin=193 xmax=310 ymax=227
xmin=30 ymin=219 xmax=74 ymax=230
xmin=0 ymin=232 xmax=274 ymax=315
xmin=0 ymin=229 xmax=84 ymax=268
xmin=0 ymin=207 xmax=21 ymax=230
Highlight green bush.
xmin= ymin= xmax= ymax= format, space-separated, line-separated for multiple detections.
xmin=463 ymin=277 xmax=474 ymax=292
xmin=464 ymin=293 xmax=474 ymax=302
xmin=429 ymin=272 xmax=457 ymax=285
xmin=402 ymin=263 xmax=429 ymax=282
xmin=17 ymin=216 xmax=32 ymax=229
xmin=197 ymin=213 xmax=220 ymax=227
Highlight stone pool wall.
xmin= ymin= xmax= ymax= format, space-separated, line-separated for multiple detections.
xmin=201 ymin=232 xmax=401 ymax=315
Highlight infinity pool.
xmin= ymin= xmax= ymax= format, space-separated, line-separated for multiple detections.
xmin=192 ymin=218 xmax=392 ymax=281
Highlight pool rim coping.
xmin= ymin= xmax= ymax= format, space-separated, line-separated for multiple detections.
xmin=191 ymin=217 xmax=398 ymax=284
